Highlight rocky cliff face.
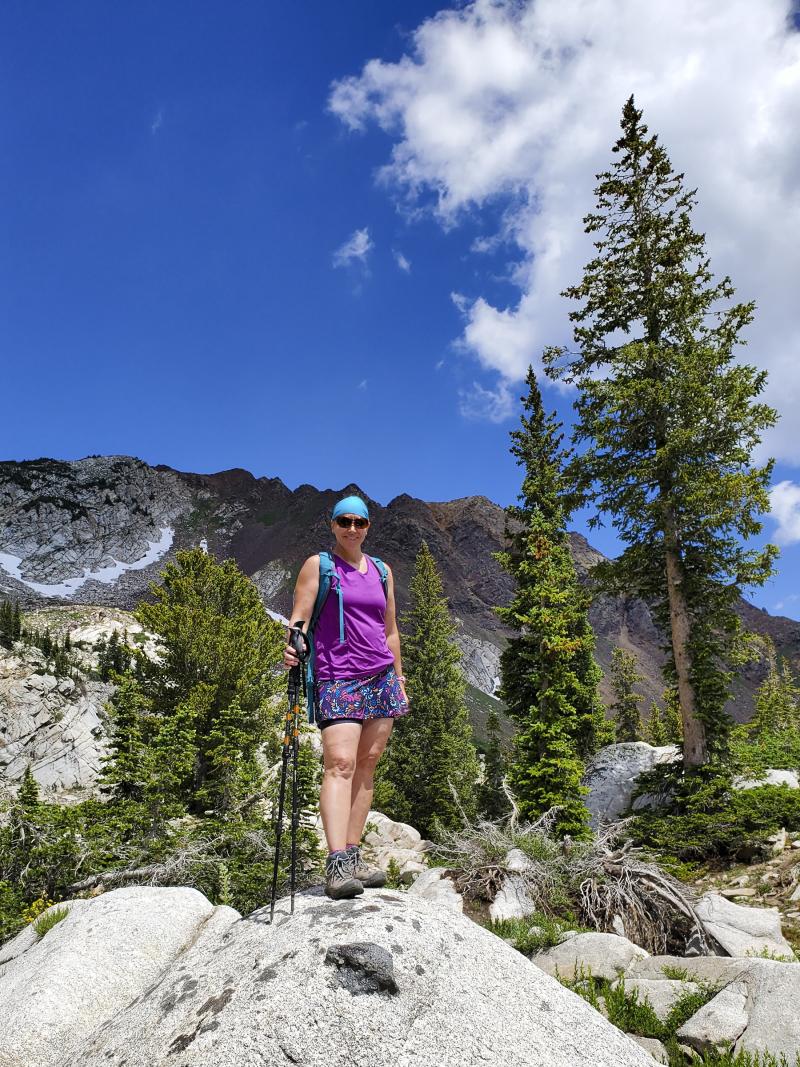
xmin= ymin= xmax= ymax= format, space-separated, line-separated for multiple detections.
xmin=0 ymin=608 xmax=147 ymax=801
xmin=2 ymin=455 xmax=797 ymax=727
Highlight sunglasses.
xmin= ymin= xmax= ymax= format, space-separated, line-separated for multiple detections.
xmin=335 ymin=516 xmax=369 ymax=529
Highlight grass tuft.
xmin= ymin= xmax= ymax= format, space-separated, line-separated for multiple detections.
xmin=33 ymin=904 xmax=69 ymax=938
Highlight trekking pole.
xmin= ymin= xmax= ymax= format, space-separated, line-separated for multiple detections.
xmin=290 ymin=652 xmax=307 ymax=914
xmin=269 ymin=622 xmax=309 ymax=922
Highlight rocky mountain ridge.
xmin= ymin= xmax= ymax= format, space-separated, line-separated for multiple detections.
xmin=1 ymin=455 xmax=797 ymax=724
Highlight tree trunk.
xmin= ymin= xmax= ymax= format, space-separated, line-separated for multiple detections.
xmin=664 ymin=547 xmax=707 ymax=765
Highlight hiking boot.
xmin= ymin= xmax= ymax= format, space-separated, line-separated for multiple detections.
xmin=325 ymin=851 xmax=364 ymax=900
xmin=347 ymin=845 xmax=387 ymax=888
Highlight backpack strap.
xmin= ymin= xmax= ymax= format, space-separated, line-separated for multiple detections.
xmin=368 ymin=556 xmax=389 ymax=600
xmin=303 ymin=551 xmax=336 ymax=723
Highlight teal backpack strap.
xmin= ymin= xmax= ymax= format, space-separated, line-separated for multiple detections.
xmin=368 ymin=556 xmax=389 ymax=600
xmin=304 ymin=552 xmax=332 ymax=723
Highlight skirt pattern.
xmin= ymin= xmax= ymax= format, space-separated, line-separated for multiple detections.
xmin=315 ymin=665 xmax=408 ymax=727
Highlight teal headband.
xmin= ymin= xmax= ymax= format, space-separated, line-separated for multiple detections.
xmin=332 ymin=496 xmax=369 ymax=521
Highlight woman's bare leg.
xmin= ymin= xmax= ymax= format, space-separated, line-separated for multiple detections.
xmin=346 ymin=718 xmax=394 ymax=846
xmin=319 ymin=722 xmax=362 ymax=853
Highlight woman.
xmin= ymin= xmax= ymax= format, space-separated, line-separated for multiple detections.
xmin=283 ymin=495 xmax=409 ymax=900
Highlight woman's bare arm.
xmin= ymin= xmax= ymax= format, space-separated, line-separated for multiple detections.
xmin=283 ymin=555 xmax=320 ymax=668
xmin=383 ymin=566 xmax=406 ymax=699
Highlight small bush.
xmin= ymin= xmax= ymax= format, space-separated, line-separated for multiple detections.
xmin=0 ymin=881 xmax=26 ymax=944
xmin=385 ymin=858 xmax=405 ymax=890
xmin=486 ymin=911 xmax=590 ymax=954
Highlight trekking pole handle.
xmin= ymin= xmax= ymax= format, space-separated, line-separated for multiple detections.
xmin=288 ymin=623 xmax=311 ymax=665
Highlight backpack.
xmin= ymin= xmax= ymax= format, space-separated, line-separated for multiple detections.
xmin=304 ymin=551 xmax=389 ymax=723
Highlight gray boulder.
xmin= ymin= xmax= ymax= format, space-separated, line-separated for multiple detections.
xmin=531 ymin=932 xmax=649 ymax=981
xmin=405 ymin=867 xmax=464 ymax=914
xmin=3 ymin=885 xmax=655 ymax=1067
xmin=489 ymin=873 xmax=537 ymax=922
xmin=676 ymin=983 xmax=749 ymax=1052
xmin=735 ymin=769 xmax=800 ymax=791
xmin=581 ymin=743 xmax=679 ymax=827
xmin=694 ymin=893 xmax=796 ymax=960
xmin=628 ymin=1036 xmax=669 ymax=1063
xmin=626 ymin=954 xmax=800 ymax=1058
xmin=613 ymin=978 xmax=700 ymax=1022
xmin=0 ymin=887 xmax=225 ymax=1067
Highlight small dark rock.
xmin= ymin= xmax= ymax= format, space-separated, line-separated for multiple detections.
xmin=325 ymin=942 xmax=398 ymax=995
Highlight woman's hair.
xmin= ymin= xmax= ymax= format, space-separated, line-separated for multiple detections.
xmin=332 ymin=495 xmax=369 ymax=521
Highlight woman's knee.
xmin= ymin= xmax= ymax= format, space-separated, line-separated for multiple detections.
xmin=324 ymin=752 xmax=357 ymax=779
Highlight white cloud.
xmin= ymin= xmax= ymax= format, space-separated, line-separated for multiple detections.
xmin=330 ymin=0 xmax=800 ymax=449
xmin=394 ymin=249 xmax=411 ymax=272
xmin=333 ymin=228 xmax=374 ymax=268
xmin=770 ymin=480 xmax=800 ymax=545
xmin=358 ymin=379 xmax=368 ymax=389
xmin=459 ymin=380 xmax=517 ymax=422
xmin=150 ymin=108 xmax=163 ymax=135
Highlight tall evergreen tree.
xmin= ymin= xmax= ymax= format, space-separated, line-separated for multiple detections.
xmin=495 ymin=368 xmax=612 ymax=836
xmin=374 ymin=542 xmax=480 ymax=837
xmin=608 ymin=647 xmax=646 ymax=742
xmin=477 ymin=708 xmax=510 ymax=819
xmin=544 ymin=97 xmax=777 ymax=766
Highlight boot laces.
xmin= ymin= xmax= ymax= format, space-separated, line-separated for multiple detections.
xmin=326 ymin=851 xmax=353 ymax=882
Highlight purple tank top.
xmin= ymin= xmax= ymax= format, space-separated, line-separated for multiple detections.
xmin=313 ymin=555 xmax=394 ymax=680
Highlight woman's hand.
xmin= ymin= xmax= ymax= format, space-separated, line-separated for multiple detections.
xmin=283 ymin=641 xmax=300 ymax=670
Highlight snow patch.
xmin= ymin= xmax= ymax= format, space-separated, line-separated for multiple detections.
xmin=0 ymin=527 xmax=174 ymax=598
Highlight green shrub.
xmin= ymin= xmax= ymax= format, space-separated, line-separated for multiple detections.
xmin=629 ymin=763 xmax=800 ymax=860
xmin=385 ymin=858 xmax=405 ymax=890
xmin=0 ymin=881 xmax=26 ymax=944
xmin=486 ymin=911 xmax=590 ymax=954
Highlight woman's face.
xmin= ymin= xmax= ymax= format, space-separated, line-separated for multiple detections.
xmin=331 ymin=514 xmax=369 ymax=552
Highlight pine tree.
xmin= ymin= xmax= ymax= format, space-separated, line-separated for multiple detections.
xmin=749 ymin=639 xmax=800 ymax=737
xmin=544 ymin=97 xmax=777 ymax=766
xmin=495 ymin=368 xmax=612 ymax=836
xmin=18 ymin=765 xmax=40 ymax=813
xmin=375 ymin=542 xmax=480 ymax=837
xmin=0 ymin=599 xmax=13 ymax=650
xmin=133 ymin=549 xmax=285 ymax=806
xmin=13 ymin=602 xmax=21 ymax=641
xmin=477 ymin=708 xmax=510 ymax=819
xmin=609 ymin=647 xmax=645 ymax=742
xmin=644 ymin=702 xmax=667 ymax=746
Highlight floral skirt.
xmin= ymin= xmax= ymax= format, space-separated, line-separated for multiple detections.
xmin=315 ymin=665 xmax=409 ymax=729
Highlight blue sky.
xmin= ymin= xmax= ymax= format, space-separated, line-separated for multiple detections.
xmin=2 ymin=1 xmax=799 ymax=619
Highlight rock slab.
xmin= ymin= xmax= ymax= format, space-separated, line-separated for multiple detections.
xmin=1 ymin=885 xmax=657 ymax=1067
xmin=0 ymin=887 xmax=223 ymax=1067
xmin=694 ymin=893 xmax=796 ymax=960
xmin=580 ymin=743 xmax=679 ymax=828
xmin=629 ymin=1036 xmax=670 ymax=1063
xmin=531 ymin=932 xmax=649 ymax=982
xmin=676 ymin=983 xmax=749 ymax=1052
xmin=627 ymin=954 xmax=800 ymax=1058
